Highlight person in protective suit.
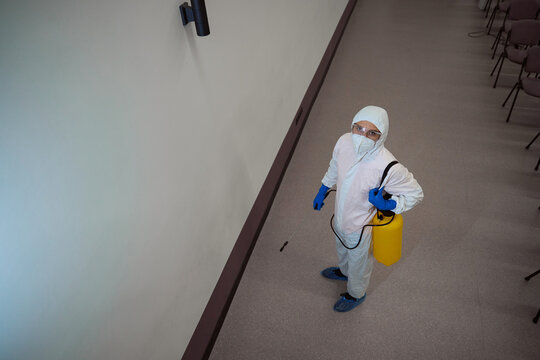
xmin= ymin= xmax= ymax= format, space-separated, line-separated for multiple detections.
xmin=313 ymin=105 xmax=423 ymax=312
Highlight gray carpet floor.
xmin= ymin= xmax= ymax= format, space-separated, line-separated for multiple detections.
xmin=209 ymin=1 xmax=540 ymax=359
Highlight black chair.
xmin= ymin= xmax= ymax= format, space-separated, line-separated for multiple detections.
xmin=502 ymin=47 xmax=540 ymax=171
xmin=502 ymin=45 xmax=540 ymax=121
xmin=491 ymin=0 xmax=540 ymax=59
xmin=491 ymin=20 xmax=540 ymax=88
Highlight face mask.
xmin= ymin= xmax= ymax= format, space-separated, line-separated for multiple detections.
xmin=352 ymin=134 xmax=376 ymax=156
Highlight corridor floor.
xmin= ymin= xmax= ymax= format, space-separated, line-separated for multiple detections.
xmin=210 ymin=1 xmax=540 ymax=359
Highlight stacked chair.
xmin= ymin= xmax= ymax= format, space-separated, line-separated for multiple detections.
xmin=501 ymin=45 xmax=540 ymax=170
xmin=490 ymin=19 xmax=540 ymax=88
xmin=490 ymin=0 xmax=540 ymax=59
xmin=485 ymin=2 xmax=540 ymax=172
xmin=481 ymin=3 xmax=540 ymax=324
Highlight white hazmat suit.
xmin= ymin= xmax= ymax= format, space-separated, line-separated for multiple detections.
xmin=321 ymin=106 xmax=423 ymax=298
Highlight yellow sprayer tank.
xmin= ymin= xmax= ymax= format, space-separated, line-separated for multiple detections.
xmin=372 ymin=211 xmax=403 ymax=266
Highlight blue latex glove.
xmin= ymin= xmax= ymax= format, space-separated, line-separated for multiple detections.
xmin=368 ymin=186 xmax=397 ymax=211
xmin=313 ymin=184 xmax=330 ymax=211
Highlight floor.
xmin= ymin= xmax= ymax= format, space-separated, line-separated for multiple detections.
xmin=210 ymin=1 xmax=540 ymax=359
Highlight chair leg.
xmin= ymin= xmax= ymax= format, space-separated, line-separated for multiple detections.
xmin=491 ymin=27 xmax=501 ymax=50
xmin=525 ymin=131 xmax=540 ymax=149
xmin=506 ymin=86 xmax=520 ymax=122
xmin=535 ymin=157 xmax=540 ymax=171
xmin=487 ymin=7 xmax=497 ymax=30
xmin=491 ymin=30 xmax=503 ymax=59
xmin=484 ymin=0 xmax=492 ymax=16
xmin=493 ymin=55 xmax=506 ymax=88
xmin=525 ymin=269 xmax=540 ymax=280
xmin=502 ymin=82 xmax=519 ymax=107
xmin=487 ymin=7 xmax=498 ymax=34
xmin=491 ymin=52 xmax=503 ymax=77
xmin=525 ymin=270 xmax=540 ymax=323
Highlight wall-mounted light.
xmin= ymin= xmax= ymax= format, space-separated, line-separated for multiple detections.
xmin=179 ymin=0 xmax=210 ymax=37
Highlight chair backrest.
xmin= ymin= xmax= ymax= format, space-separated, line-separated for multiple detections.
xmin=507 ymin=0 xmax=540 ymax=20
xmin=524 ymin=46 xmax=540 ymax=73
xmin=508 ymin=19 xmax=540 ymax=46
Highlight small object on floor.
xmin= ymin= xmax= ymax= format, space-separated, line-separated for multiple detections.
xmin=321 ymin=267 xmax=348 ymax=281
xmin=334 ymin=292 xmax=366 ymax=312
xmin=279 ymin=241 xmax=288 ymax=252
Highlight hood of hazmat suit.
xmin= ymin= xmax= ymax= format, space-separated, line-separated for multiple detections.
xmin=350 ymin=105 xmax=389 ymax=161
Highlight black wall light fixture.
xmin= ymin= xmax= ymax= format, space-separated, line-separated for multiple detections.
xmin=179 ymin=0 xmax=210 ymax=37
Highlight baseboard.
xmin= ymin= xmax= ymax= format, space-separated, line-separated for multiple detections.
xmin=181 ymin=1 xmax=357 ymax=358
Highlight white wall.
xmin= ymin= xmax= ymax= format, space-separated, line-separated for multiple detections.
xmin=0 ymin=0 xmax=347 ymax=359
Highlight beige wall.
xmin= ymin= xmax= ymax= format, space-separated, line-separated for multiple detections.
xmin=0 ymin=0 xmax=348 ymax=359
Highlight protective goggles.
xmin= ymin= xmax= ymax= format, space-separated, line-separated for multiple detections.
xmin=351 ymin=124 xmax=382 ymax=139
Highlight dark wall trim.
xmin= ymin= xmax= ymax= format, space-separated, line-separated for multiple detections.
xmin=181 ymin=1 xmax=357 ymax=359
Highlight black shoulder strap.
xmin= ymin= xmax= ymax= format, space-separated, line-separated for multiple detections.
xmin=379 ymin=160 xmax=399 ymax=187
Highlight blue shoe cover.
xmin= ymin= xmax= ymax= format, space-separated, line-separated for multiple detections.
xmin=321 ymin=267 xmax=348 ymax=281
xmin=333 ymin=292 xmax=366 ymax=312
